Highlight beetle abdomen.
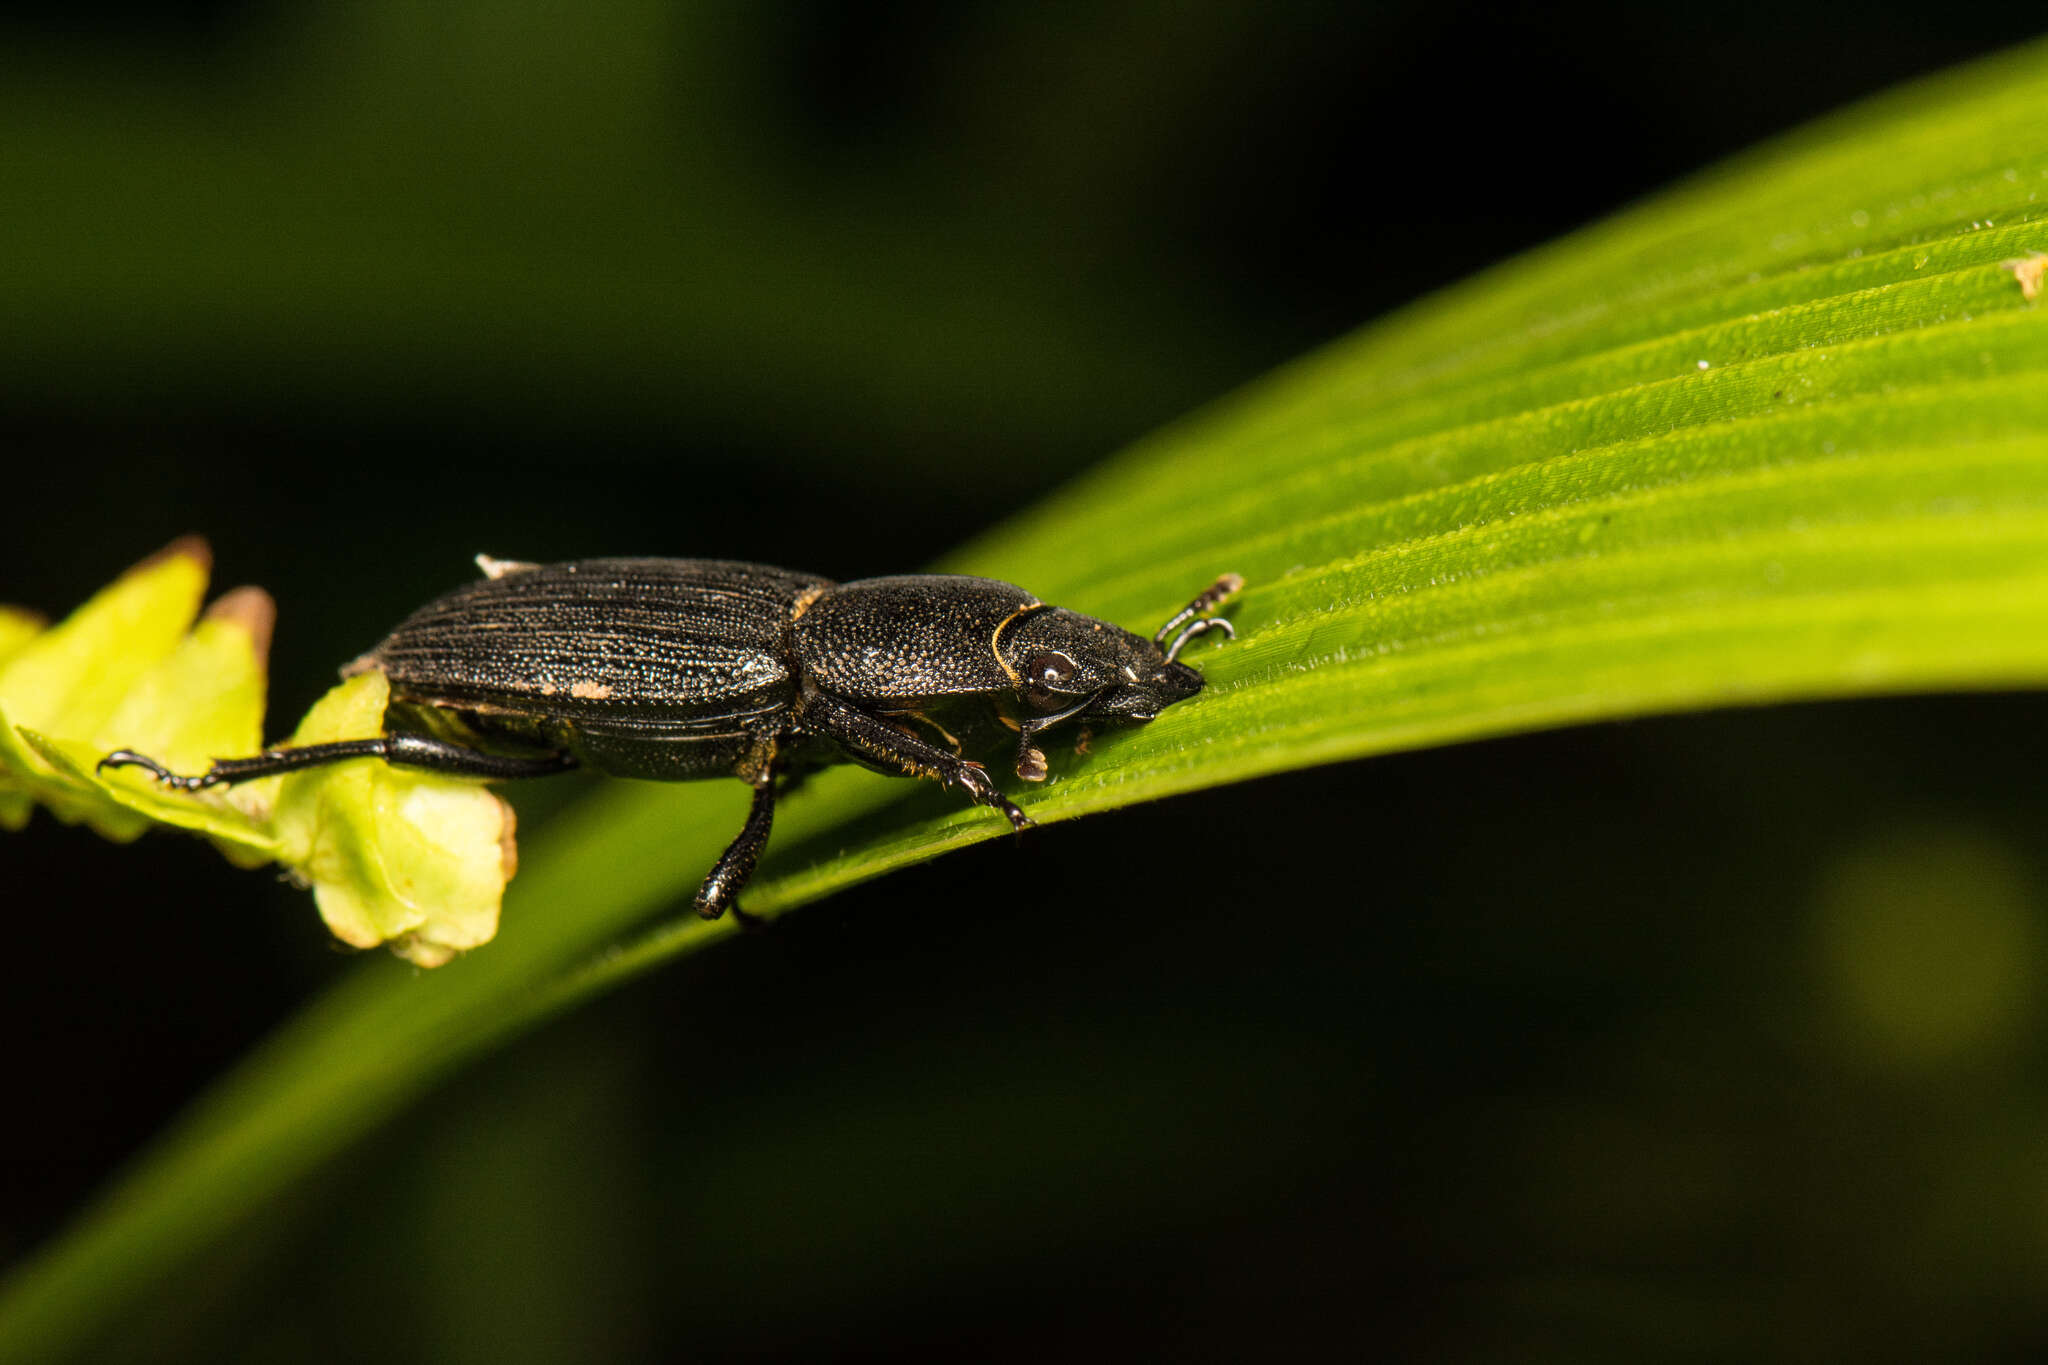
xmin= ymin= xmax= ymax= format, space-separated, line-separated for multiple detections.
xmin=362 ymin=558 xmax=833 ymax=723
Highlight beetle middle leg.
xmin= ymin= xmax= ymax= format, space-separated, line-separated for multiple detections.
xmin=795 ymin=686 xmax=1033 ymax=831
xmin=694 ymin=770 xmax=778 ymax=923
xmin=98 ymin=734 xmax=578 ymax=790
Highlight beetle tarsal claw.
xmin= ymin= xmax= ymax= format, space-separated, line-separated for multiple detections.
xmin=97 ymin=748 xmax=214 ymax=791
xmin=946 ymin=762 xmax=1032 ymax=829
xmin=949 ymin=762 xmax=992 ymax=798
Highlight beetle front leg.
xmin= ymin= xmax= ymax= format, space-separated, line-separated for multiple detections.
xmin=795 ymin=687 xmax=1034 ymax=831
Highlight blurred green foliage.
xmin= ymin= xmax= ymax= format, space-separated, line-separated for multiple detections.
xmin=1 ymin=0 xmax=1257 ymax=480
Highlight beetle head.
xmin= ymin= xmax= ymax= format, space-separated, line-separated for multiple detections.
xmin=996 ymin=573 xmax=1241 ymax=781
xmin=1003 ymin=608 xmax=1202 ymax=716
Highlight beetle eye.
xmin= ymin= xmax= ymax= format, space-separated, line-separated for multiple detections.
xmin=1023 ymin=651 xmax=1076 ymax=704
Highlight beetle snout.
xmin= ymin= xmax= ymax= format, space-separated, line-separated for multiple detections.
xmin=1153 ymin=659 xmax=1204 ymax=702
xmin=1096 ymin=660 xmax=1203 ymax=722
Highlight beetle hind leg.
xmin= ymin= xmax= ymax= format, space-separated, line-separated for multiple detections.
xmin=97 ymin=735 xmax=577 ymax=789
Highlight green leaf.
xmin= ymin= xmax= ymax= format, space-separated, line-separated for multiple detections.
xmin=10 ymin=37 xmax=2048 ymax=1362
xmin=3 ymin=551 xmax=513 ymax=941
xmin=269 ymin=669 xmax=519 ymax=967
xmin=0 ymin=539 xmax=211 ymax=835
xmin=66 ymin=585 xmax=278 ymax=851
xmin=21 ymin=731 xmax=277 ymax=864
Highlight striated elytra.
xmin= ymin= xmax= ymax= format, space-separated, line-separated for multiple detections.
xmin=101 ymin=557 xmax=1243 ymax=921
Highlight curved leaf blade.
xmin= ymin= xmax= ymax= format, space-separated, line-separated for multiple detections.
xmin=9 ymin=37 xmax=2048 ymax=1362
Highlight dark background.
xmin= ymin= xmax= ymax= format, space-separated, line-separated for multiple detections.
xmin=7 ymin=3 xmax=2048 ymax=1360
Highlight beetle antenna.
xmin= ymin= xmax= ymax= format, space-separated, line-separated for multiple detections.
xmin=1152 ymin=573 xmax=1245 ymax=648
xmin=1164 ymin=616 xmax=1235 ymax=663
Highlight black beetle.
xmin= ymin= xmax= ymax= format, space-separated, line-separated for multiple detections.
xmin=101 ymin=558 xmax=1242 ymax=921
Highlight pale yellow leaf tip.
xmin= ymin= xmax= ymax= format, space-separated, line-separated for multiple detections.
xmin=140 ymin=533 xmax=214 ymax=578
xmin=202 ymin=585 xmax=277 ymax=672
xmin=2003 ymin=251 xmax=2047 ymax=301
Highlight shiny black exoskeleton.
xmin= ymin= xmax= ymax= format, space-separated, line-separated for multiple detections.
xmin=101 ymin=557 xmax=1243 ymax=920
